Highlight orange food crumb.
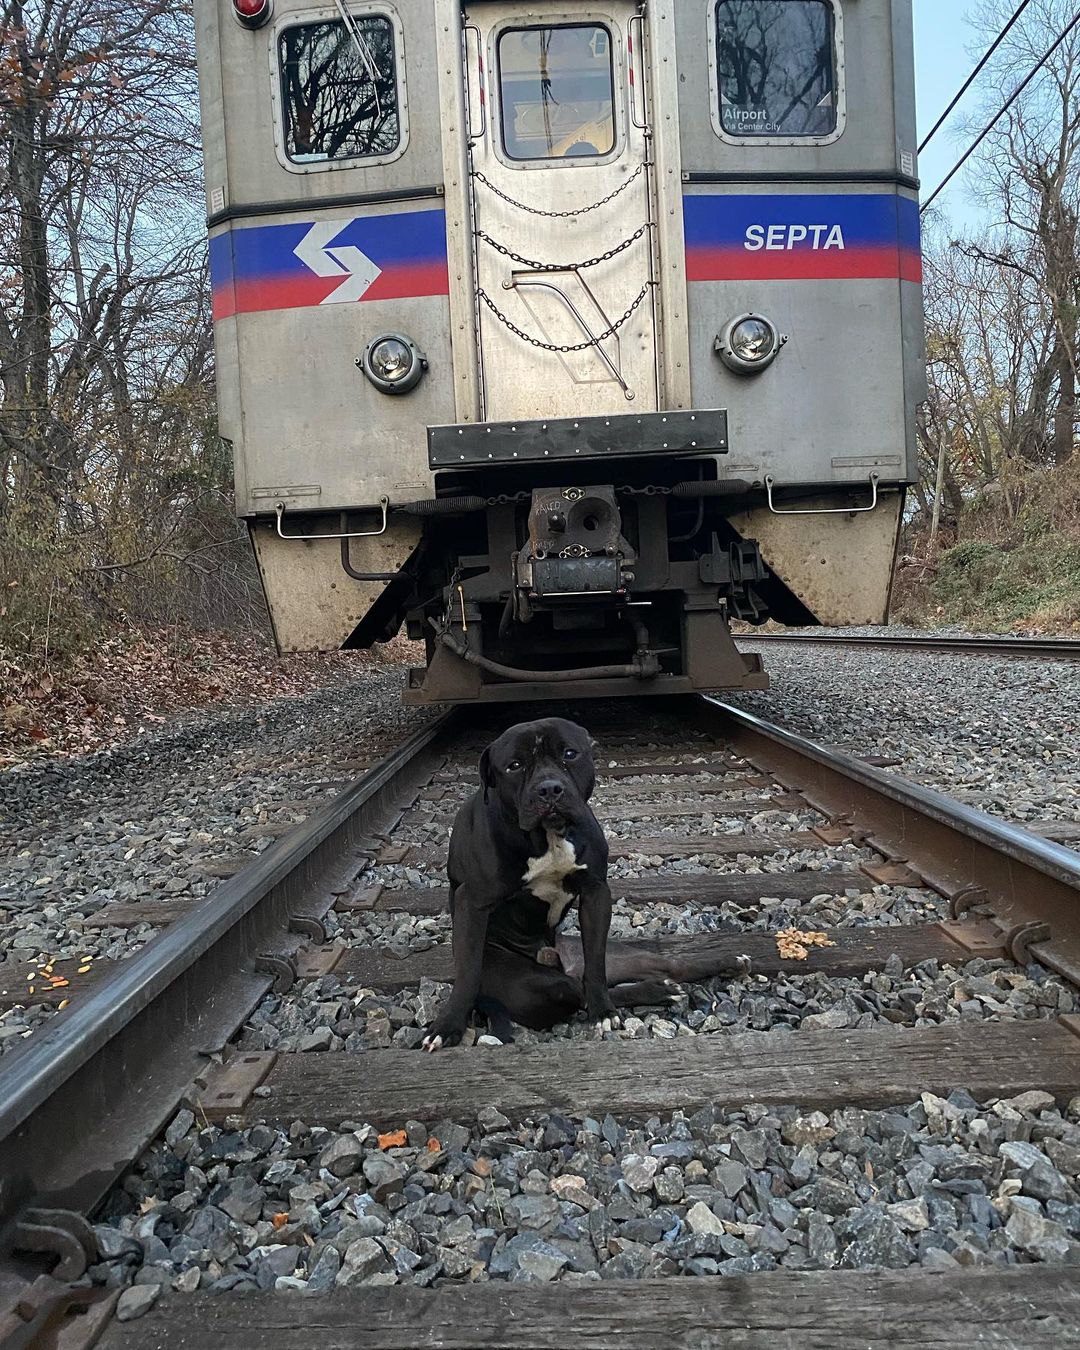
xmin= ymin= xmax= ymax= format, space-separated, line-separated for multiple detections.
xmin=272 ymin=1212 xmax=289 ymax=1229
xmin=427 ymin=1137 xmax=440 ymax=1152
xmin=377 ymin=1129 xmax=407 ymax=1149
xmin=775 ymin=927 xmax=837 ymax=961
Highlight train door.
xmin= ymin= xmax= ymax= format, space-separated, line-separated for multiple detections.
xmin=462 ymin=4 xmax=660 ymax=420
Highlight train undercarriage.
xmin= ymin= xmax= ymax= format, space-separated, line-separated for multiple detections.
xmin=264 ymin=412 xmax=909 ymax=706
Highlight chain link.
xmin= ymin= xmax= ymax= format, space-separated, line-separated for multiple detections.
xmin=472 ymin=161 xmax=648 ymax=218
xmin=478 ymin=283 xmax=652 ymax=353
xmin=476 ymin=222 xmax=652 ymax=274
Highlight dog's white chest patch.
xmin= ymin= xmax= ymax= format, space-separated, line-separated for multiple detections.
xmin=523 ymin=831 xmax=586 ymax=927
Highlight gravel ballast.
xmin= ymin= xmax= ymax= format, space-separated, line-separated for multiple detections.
xmin=237 ymin=955 xmax=1077 ymax=1056
xmin=0 ymin=670 xmax=432 ymax=1049
xmin=89 ymin=1091 xmax=1080 ymax=1299
xmin=732 ymin=639 xmax=1080 ymax=826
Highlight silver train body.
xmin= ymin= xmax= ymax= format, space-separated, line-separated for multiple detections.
xmin=194 ymin=0 xmax=926 ymax=703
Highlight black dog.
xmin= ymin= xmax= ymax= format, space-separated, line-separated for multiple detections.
xmin=422 ymin=717 xmax=676 ymax=1051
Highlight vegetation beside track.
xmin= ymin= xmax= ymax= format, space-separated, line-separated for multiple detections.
xmin=894 ymin=459 xmax=1080 ymax=633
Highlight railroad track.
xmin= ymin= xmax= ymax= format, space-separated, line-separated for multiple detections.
xmin=3 ymin=697 xmax=1080 ymax=1346
xmin=737 ymin=632 xmax=1080 ymax=661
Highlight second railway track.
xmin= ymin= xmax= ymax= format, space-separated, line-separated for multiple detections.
xmin=3 ymin=696 xmax=1080 ymax=1345
xmin=739 ymin=631 xmax=1080 ymax=661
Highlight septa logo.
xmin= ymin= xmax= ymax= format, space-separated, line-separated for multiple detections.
xmin=744 ymin=224 xmax=846 ymax=252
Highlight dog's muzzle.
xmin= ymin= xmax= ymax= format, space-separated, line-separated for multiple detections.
xmin=521 ymin=775 xmax=574 ymax=828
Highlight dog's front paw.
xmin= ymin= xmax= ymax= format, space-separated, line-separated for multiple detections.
xmin=421 ymin=1012 xmax=468 ymax=1052
xmin=588 ymin=996 xmax=622 ymax=1034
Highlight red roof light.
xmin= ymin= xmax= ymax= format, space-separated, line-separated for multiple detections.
xmin=232 ymin=0 xmax=271 ymax=28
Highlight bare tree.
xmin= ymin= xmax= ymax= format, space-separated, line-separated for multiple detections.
xmin=965 ymin=0 xmax=1080 ymax=465
xmin=0 ymin=0 xmax=259 ymax=656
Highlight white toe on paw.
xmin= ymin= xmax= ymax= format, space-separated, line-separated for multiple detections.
xmin=423 ymin=1034 xmax=443 ymax=1052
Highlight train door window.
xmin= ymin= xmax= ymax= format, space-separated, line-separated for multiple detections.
xmin=496 ymin=24 xmax=616 ymax=162
xmin=275 ymin=9 xmax=407 ymax=171
xmin=709 ymin=0 xmax=844 ymax=145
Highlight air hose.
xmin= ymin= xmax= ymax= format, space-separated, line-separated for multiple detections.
xmin=432 ymin=624 xmax=660 ymax=682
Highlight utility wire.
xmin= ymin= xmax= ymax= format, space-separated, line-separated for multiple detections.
xmin=922 ymin=9 xmax=1080 ymax=212
xmin=919 ymin=0 xmax=1032 ymax=153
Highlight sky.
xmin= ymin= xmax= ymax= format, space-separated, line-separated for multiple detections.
xmin=912 ymin=1 xmax=988 ymax=229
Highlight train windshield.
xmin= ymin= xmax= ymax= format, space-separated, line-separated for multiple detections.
xmin=497 ymin=24 xmax=615 ymax=161
xmin=715 ymin=0 xmax=837 ymax=138
xmin=279 ymin=13 xmax=399 ymax=163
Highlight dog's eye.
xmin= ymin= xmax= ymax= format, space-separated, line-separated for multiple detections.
xmin=563 ymin=748 xmax=579 ymax=761
xmin=507 ymin=760 xmax=523 ymax=773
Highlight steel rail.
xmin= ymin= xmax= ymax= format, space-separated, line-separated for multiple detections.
xmin=693 ymin=697 xmax=1080 ymax=985
xmin=737 ymin=632 xmax=1080 ymax=660
xmin=0 ymin=710 xmax=461 ymax=1240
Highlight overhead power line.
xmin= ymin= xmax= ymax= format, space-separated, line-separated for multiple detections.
xmin=919 ymin=0 xmax=1033 ymax=153
xmin=922 ymin=9 xmax=1080 ymax=213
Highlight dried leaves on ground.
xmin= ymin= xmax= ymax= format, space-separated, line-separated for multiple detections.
xmin=0 ymin=629 xmax=417 ymax=768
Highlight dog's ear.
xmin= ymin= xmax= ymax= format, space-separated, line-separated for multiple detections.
xmin=478 ymin=747 xmax=494 ymax=802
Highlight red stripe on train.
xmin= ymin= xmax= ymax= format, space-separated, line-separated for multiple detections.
xmin=212 ymin=262 xmax=450 ymax=320
xmin=686 ymin=245 xmax=923 ymax=283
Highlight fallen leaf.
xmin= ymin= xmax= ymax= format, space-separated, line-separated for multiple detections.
xmin=28 ymin=671 xmax=54 ymax=698
xmin=378 ymin=1129 xmax=407 ymax=1149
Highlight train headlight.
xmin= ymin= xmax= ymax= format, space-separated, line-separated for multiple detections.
xmin=358 ymin=334 xmax=428 ymax=394
xmin=715 ymin=314 xmax=785 ymax=374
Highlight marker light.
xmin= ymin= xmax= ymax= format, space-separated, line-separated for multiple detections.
xmin=715 ymin=313 xmax=785 ymax=374
xmin=232 ymin=0 xmax=271 ymax=29
xmin=358 ymin=333 xmax=428 ymax=394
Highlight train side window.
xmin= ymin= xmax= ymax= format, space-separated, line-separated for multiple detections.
xmin=497 ymin=24 xmax=616 ymax=162
xmin=278 ymin=13 xmax=401 ymax=165
xmin=711 ymin=0 xmax=843 ymax=143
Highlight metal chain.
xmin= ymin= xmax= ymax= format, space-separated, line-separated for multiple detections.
xmin=472 ymin=161 xmax=648 ymax=218
xmin=478 ymin=283 xmax=652 ymax=353
xmin=475 ymin=222 xmax=652 ymax=274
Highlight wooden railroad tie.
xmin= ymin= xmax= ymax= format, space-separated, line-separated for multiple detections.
xmin=97 ymin=1266 xmax=1080 ymax=1349
xmin=196 ymin=1017 xmax=1080 ymax=1129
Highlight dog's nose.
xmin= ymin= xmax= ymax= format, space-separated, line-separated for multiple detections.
xmin=536 ymin=779 xmax=565 ymax=802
